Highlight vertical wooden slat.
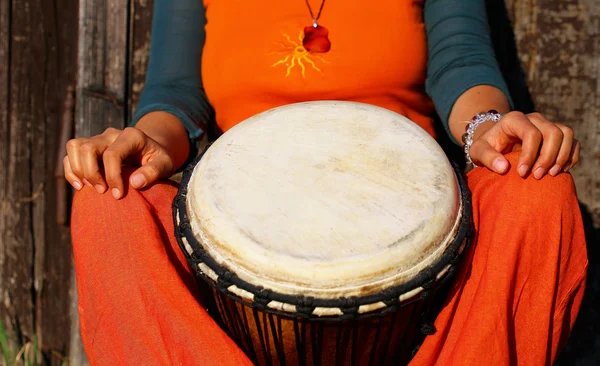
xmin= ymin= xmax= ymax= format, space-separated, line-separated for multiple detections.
xmin=76 ymin=0 xmax=129 ymax=138
xmin=2 ymin=0 xmax=36 ymax=345
xmin=128 ymin=0 xmax=153 ymax=120
xmin=0 ymin=0 xmax=79 ymax=363
xmin=0 ymin=0 xmax=11 ymax=336
xmin=38 ymin=0 xmax=80 ymax=362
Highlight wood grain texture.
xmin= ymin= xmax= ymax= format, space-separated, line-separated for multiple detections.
xmin=506 ymin=0 xmax=600 ymax=225
xmin=76 ymin=0 xmax=129 ymax=137
xmin=3 ymin=0 xmax=38 ymax=345
xmin=0 ymin=0 xmax=10 ymax=333
xmin=128 ymin=0 xmax=152 ymax=119
xmin=0 ymin=0 xmax=78 ymax=363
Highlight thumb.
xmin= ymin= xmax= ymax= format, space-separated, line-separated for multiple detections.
xmin=469 ymin=138 xmax=510 ymax=174
xmin=130 ymin=154 xmax=174 ymax=189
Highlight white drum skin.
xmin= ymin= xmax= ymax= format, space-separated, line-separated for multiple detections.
xmin=186 ymin=101 xmax=461 ymax=299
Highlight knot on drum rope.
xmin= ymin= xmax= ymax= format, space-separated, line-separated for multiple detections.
xmin=178 ymin=220 xmax=191 ymax=234
xmin=296 ymin=297 xmax=316 ymax=318
xmin=173 ymin=192 xmax=187 ymax=203
xmin=253 ymin=288 xmax=271 ymax=307
xmin=217 ymin=270 xmax=234 ymax=289
xmin=420 ymin=321 xmax=436 ymax=335
xmin=381 ymin=288 xmax=399 ymax=307
xmin=339 ymin=297 xmax=359 ymax=319
xmin=421 ymin=269 xmax=436 ymax=289
xmin=190 ymin=249 xmax=203 ymax=263
xmin=178 ymin=223 xmax=192 ymax=244
xmin=450 ymin=249 xmax=461 ymax=265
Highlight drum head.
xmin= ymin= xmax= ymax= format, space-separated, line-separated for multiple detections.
xmin=184 ymin=101 xmax=461 ymax=300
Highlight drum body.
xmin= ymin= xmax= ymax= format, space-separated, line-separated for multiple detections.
xmin=173 ymin=101 xmax=472 ymax=366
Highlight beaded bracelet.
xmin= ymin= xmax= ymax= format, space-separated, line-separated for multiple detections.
xmin=462 ymin=110 xmax=503 ymax=168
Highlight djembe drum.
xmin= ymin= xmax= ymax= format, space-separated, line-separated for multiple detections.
xmin=173 ymin=101 xmax=472 ymax=366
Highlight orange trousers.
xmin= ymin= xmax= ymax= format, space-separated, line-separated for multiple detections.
xmin=71 ymin=152 xmax=587 ymax=365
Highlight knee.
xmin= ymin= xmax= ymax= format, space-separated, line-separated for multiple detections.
xmin=472 ymin=152 xmax=578 ymax=214
xmin=506 ymin=172 xmax=576 ymax=211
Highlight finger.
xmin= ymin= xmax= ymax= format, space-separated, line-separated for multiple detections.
xmin=549 ymin=125 xmax=573 ymax=176
xmin=80 ymin=136 xmax=113 ymax=193
xmin=63 ymin=156 xmax=83 ymax=190
xmin=502 ymin=112 xmax=542 ymax=177
xmin=468 ymin=138 xmax=510 ymax=174
xmin=564 ymin=140 xmax=581 ymax=172
xmin=65 ymin=138 xmax=88 ymax=180
xmin=529 ymin=119 xmax=564 ymax=179
xmin=103 ymin=127 xmax=147 ymax=199
xmin=130 ymin=154 xmax=174 ymax=189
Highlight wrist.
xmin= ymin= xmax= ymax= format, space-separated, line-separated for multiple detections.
xmin=135 ymin=111 xmax=191 ymax=171
xmin=472 ymin=120 xmax=495 ymax=142
xmin=448 ymin=85 xmax=511 ymax=143
xmin=462 ymin=110 xmax=504 ymax=168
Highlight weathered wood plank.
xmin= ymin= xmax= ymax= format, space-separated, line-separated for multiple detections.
xmin=36 ymin=0 xmax=79 ymax=362
xmin=2 ymin=0 xmax=37 ymax=346
xmin=0 ymin=0 xmax=11 ymax=341
xmin=1 ymin=0 xmax=79 ymax=363
xmin=507 ymin=0 xmax=600 ymax=225
xmin=76 ymin=0 xmax=129 ymax=137
xmin=128 ymin=0 xmax=153 ymax=119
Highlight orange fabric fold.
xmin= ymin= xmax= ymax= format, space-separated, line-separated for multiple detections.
xmin=71 ymin=152 xmax=587 ymax=365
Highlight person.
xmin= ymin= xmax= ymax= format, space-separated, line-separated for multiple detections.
xmin=64 ymin=0 xmax=588 ymax=364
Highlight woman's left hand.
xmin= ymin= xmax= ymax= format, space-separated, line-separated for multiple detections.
xmin=468 ymin=111 xmax=581 ymax=178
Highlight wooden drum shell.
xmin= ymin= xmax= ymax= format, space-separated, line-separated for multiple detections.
xmin=173 ymin=102 xmax=473 ymax=366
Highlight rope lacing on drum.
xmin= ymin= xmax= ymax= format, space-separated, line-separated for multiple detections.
xmin=217 ymin=270 xmax=234 ymax=289
xmin=190 ymin=248 xmax=203 ymax=264
xmin=179 ymin=186 xmax=188 ymax=196
xmin=254 ymin=288 xmax=271 ymax=307
xmin=173 ymin=195 xmax=185 ymax=206
xmin=446 ymin=266 xmax=458 ymax=279
xmin=381 ymin=288 xmax=400 ymax=307
xmin=419 ymin=269 xmax=437 ymax=300
xmin=178 ymin=220 xmax=191 ymax=234
xmin=449 ymin=249 xmax=461 ymax=265
xmin=296 ymin=297 xmax=316 ymax=318
xmin=339 ymin=297 xmax=360 ymax=319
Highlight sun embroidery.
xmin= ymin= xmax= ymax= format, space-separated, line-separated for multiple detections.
xmin=271 ymin=30 xmax=329 ymax=78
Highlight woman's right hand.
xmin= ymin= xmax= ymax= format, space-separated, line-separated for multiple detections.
xmin=64 ymin=127 xmax=177 ymax=200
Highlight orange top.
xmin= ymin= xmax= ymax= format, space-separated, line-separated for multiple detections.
xmin=201 ymin=0 xmax=436 ymax=137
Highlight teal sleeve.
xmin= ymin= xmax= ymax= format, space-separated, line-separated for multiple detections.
xmin=130 ymin=0 xmax=211 ymax=166
xmin=424 ymin=0 xmax=515 ymax=145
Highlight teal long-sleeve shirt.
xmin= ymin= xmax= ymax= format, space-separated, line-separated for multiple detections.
xmin=131 ymin=0 xmax=514 ymax=163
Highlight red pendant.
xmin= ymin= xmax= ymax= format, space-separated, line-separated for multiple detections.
xmin=303 ymin=25 xmax=331 ymax=53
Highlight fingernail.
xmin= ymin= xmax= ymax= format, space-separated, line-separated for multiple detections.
xmin=112 ymin=188 xmax=121 ymax=199
xmin=493 ymin=159 xmax=508 ymax=173
xmin=518 ymin=164 xmax=529 ymax=177
xmin=549 ymin=164 xmax=561 ymax=176
xmin=534 ymin=167 xmax=545 ymax=180
xmin=82 ymin=179 xmax=92 ymax=187
xmin=95 ymin=184 xmax=105 ymax=194
xmin=131 ymin=174 xmax=147 ymax=189
xmin=72 ymin=181 xmax=82 ymax=190
xmin=563 ymin=163 xmax=571 ymax=172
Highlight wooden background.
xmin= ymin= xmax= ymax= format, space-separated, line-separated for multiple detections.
xmin=0 ymin=0 xmax=598 ymax=364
